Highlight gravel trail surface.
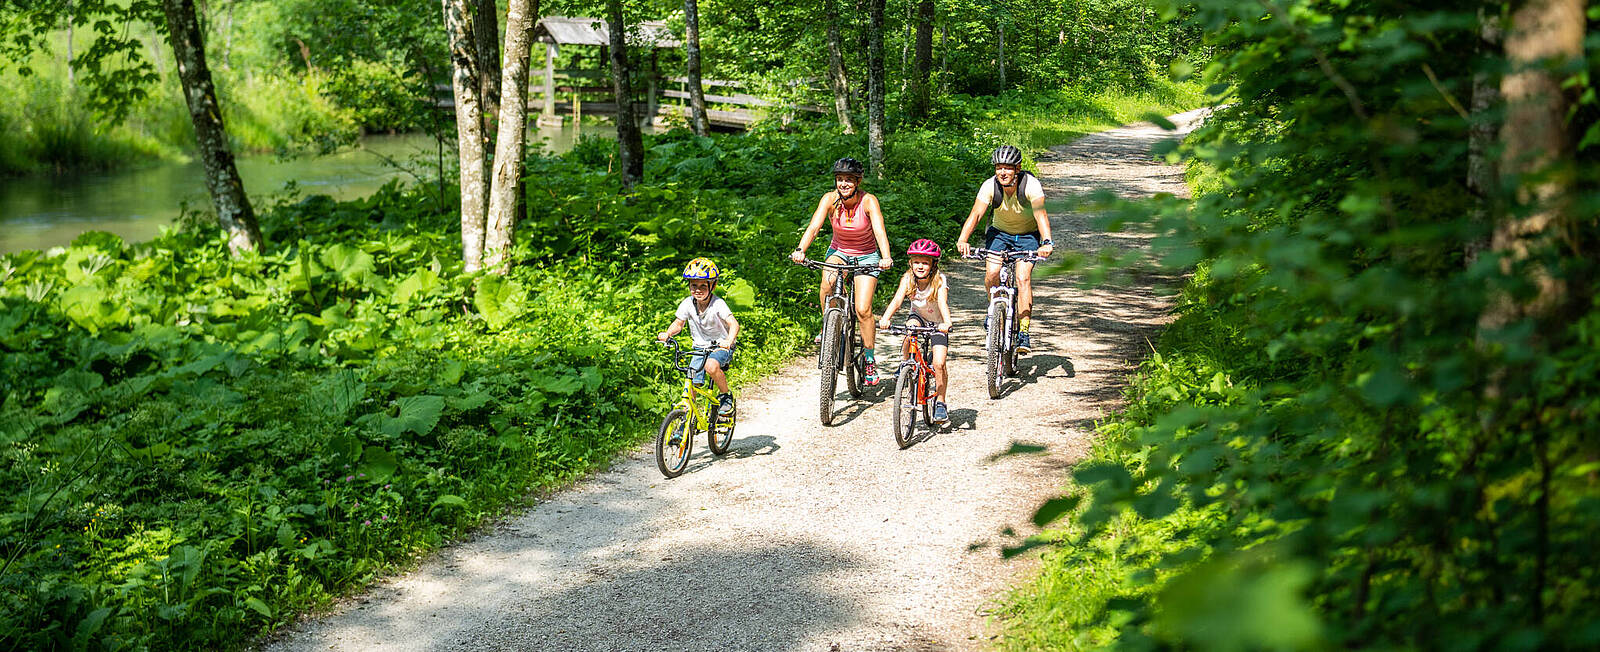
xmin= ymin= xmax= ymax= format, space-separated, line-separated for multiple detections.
xmin=264 ymin=109 xmax=1207 ymax=651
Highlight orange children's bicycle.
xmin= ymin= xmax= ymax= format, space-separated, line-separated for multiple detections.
xmin=654 ymin=338 xmax=737 ymax=478
xmin=885 ymin=323 xmax=943 ymax=449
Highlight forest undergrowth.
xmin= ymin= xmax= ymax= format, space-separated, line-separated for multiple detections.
xmin=0 ymin=82 xmax=1198 ymax=649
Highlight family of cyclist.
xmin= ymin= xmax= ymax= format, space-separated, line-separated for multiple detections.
xmin=658 ymin=144 xmax=1049 ymax=425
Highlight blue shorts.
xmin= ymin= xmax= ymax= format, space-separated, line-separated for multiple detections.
xmin=689 ymin=348 xmax=734 ymax=386
xmin=984 ymin=226 xmax=1041 ymax=253
xmin=825 ymin=248 xmax=883 ymax=278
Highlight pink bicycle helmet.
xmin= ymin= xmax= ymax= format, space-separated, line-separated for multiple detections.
xmin=906 ymin=239 xmax=942 ymax=258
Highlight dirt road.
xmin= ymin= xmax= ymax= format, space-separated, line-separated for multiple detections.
xmin=264 ymin=109 xmax=1207 ymax=651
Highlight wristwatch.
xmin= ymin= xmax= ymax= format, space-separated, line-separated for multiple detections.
xmin=1040 ymin=239 xmax=1054 ymax=245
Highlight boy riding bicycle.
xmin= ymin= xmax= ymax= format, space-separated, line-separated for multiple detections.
xmin=656 ymin=258 xmax=740 ymax=416
xmin=955 ymin=145 xmax=1053 ymax=354
xmin=878 ymin=239 xmax=954 ymax=424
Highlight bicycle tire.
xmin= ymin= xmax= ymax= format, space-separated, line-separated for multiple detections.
xmin=892 ymin=365 xmax=918 ymax=449
xmin=846 ymin=332 xmax=864 ymax=398
xmin=655 ymin=409 xmax=694 ymax=478
xmin=707 ymin=398 xmax=736 ymax=455
xmin=819 ymin=309 xmax=845 ymax=425
xmin=986 ymin=302 xmax=1007 ymax=399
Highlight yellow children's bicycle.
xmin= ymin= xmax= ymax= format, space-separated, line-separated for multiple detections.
xmin=655 ymin=338 xmax=737 ymax=478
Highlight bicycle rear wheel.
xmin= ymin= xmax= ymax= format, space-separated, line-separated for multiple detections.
xmin=986 ymin=302 xmax=1007 ymax=399
xmin=892 ymin=365 xmax=919 ymax=449
xmin=707 ymin=398 xmax=736 ymax=455
xmin=819 ymin=309 xmax=845 ymax=425
xmin=655 ymin=409 xmax=694 ymax=478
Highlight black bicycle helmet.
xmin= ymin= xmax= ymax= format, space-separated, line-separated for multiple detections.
xmin=991 ymin=145 xmax=1023 ymax=166
xmin=831 ymin=157 xmax=865 ymax=177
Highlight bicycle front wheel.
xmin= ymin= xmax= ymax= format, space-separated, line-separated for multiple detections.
xmin=708 ymin=398 xmax=736 ymax=455
xmin=819 ymin=309 xmax=845 ymax=425
xmin=893 ymin=365 xmax=919 ymax=449
xmin=986 ymin=302 xmax=1007 ymax=399
xmin=656 ymin=409 xmax=694 ymax=478
xmin=846 ymin=332 xmax=864 ymax=398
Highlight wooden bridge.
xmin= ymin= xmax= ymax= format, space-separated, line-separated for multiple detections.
xmin=438 ymin=16 xmax=817 ymax=131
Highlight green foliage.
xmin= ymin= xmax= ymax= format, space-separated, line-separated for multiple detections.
xmin=0 ymin=81 xmax=1209 ymax=646
xmin=1006 ymin=1 xmax=1600 ymax=649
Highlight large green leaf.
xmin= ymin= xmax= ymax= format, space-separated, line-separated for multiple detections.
xmin=394 ymin=268 xmax=441 ymax=304
xmin=357 ymin=445 xmax=400 ymax=480
xmin=313 ymin=370 xmax=366 ymax=419
xmin=473 ymin=276 xmax=529 ymax=330
xmin=319 ymin=244 xmax=377 ymax=287
xmin=720 ymin=277 xmax=757 ymax=311
xmin=379 ymin=395 xmax=445 ymax=437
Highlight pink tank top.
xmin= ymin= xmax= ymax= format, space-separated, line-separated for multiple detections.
xmin=828 ymin=195 xmax=877 ymax=256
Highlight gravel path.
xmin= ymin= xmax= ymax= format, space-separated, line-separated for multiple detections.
xmin=262 ymin=109 xmax=1208 ymax=652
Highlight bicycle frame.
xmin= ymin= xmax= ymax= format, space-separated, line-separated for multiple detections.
xmin=902 ymin=330 xmax=935 ymax=405
xmin=664 ymin=341 xmax=722 ymax=429
xmin=966 ymin=249 xmax=1042 ymax=354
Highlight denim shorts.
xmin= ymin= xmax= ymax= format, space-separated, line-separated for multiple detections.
xmin=689 ymin=347 xmax=734 ymax=385
xmin=825 ymin=248 xmax=883 ymax=278
xmin=984 ymin=226 xmax=1041 ymax=253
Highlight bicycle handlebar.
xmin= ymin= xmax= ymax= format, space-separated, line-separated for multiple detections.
xmin=962 ymin=248 xmax=1046 ymax=263
xmin=797 ymin=258 xmax=882 ymax=272
xmin=656 ymin=338 xmax=722 ymax=372
xmin=883 ymin=324 xmax=944 ymax=336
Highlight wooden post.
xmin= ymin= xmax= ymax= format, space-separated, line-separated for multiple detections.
xmin=541 ymin=41 xmax=558 ymax=124
xmin=645 ymin=50 xmax=660 ymax=129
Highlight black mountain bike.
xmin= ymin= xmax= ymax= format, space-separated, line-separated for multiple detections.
xmin=964 ymin=248 xmax=1045 ymax=399
xmin=801 ymin=259 xmax=880 ymax=425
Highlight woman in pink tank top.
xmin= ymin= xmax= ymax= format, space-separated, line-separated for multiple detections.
xmin=789 ymin=157 xmax=894 ymax=385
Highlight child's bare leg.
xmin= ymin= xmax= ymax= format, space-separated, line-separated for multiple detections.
xmin=706 ymin=358 xmax=730 ymax=394
xmin=932 ymin=345 xmax=949 ymax=400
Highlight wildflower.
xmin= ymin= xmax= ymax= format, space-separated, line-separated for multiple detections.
xmin=380 ymin=515 xmax=388 ymax=521
xmin=358 ymin=473 xmax=365 ymax=478
xmin=345 ymin=475 xmax=354 ymax=482
xmin=383 ymin=484 xmax=391 ymax=489
xmin=363 ymin=520 xmax=371 ymax=526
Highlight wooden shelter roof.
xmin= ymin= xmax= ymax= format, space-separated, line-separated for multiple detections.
xmin=534 ymin=16 xmax=680 ymax=48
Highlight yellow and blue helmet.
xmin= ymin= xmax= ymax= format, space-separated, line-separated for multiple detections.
xmin=682 ymin=257 xmax=720 ymax=282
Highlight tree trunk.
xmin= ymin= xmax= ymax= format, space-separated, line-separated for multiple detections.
xmin=997 ymin=21 xmax=1006 ymax=89
xmin=867 ymin=0 xmax=886 ymax=178
xmin=684 ymin=0 xmax=711 ymax=136
xmin=161 ymin=0 xmax=260 ymax=254
xmin=939 ymin=18 xmax=949 ymax=92
xmin=473 ymin=0 xmax=502 ymax=121
xmin=899 ymin=0 xmax=911 ymax=91
xmin=444 ymin=0 xmax=489 ymax=272
xmin=1481 ymin=0 xmax=1584 ymax=333
xmin=607 ymin=0 xmax=645 ymax=189
xmin=825 ymin=0 xmax=855 ymax=133
xmin=1465 ymin=6 xmax=1502 ymax=265
xmin=907 ymin=0 xmax=934 ymax=121
xmin=483 ymin=0 xmax=538 ymax=273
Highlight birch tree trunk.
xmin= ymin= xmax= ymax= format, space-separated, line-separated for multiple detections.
xmin=939 ymin=19 xmax=949 ymax=92
xmin=825 ymin=0 xmax=855 ymax=133
xmin=607 ymin=0 xmax=645 ymax=188
xmin=907 ymin=0 xmax=934 ymax=121
xmin=483 ymin=0 xmax=538 ymax=273
xmin=161 ymin=0 xmax=261 ymax=254
xmin=473 ymin=0 xmax=502 ymax=122
xmin=684 ymin=0 xmax=710 ymax=137
xmin=867 ymin=0 xmax=886 ymax=179
xmin=444 ymin=0 xmax=489 ymax=272
xmin=1481 ymin=0 xmax=1584 ymax=333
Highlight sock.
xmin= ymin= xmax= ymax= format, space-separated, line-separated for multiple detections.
xmin=863 ymin=349 xmax=875 ymax=362
xmin=1020 ymin=317 xmax=1030 ymax=333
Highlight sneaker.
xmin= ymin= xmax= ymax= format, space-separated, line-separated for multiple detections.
xmin=932 ymin=401 xmax=949 ymax=424
xmin=863 ymin=361 xmax=878 ymax=386
xmin=1016 ymin=332 xmax=1033 ymax=354
xmin=814 ymin=332 xmax=823 ymax=345
xmin=718 ymin=393 xmax=736 ymax=417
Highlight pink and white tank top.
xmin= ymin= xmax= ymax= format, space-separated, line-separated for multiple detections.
xmin=910 ymin=273 xmax=946 ymax=322
xmin=828 ymin=196 xmax=877 ymax=256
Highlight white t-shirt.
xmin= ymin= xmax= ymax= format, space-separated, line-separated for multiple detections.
xmin=975 ymin=174 xmax=1046 ymax=235
xmin=676 ymin=296 xmax=733 ymax=348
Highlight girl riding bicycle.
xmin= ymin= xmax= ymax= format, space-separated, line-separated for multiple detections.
xmin=789 ymin=157 xmax=894 ymax=384
xmin=877 ymin=239 xmax=953 ymax=423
